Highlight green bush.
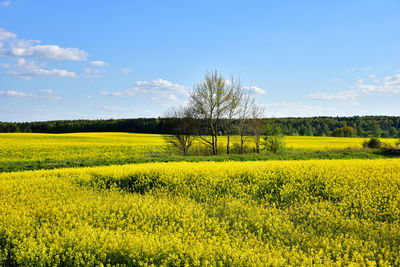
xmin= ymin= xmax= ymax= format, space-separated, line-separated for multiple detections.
xmin=329 ymin=126 xmax=356 ymax=137
xmin=362 ymin=137 xmax=382 ymax=149
xmin=381 ymin=146 xmax=400 ymax=156
xmin=262 ymin=125 xmax=285 ymax=153
xmin=262 ymin=136 xmax=285 ymax=153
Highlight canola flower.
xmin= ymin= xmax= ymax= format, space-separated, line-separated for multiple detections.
xmin=1 ymin=159 xmax=399 ymax=265
xmin=0 ymin=133 xmax=165 ymax=162
xmin=1 ymin=132 xmax=398 ymax=162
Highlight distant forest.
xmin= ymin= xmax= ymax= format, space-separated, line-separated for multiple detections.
xmin=1 ymin=116 xmax=400 ymax=138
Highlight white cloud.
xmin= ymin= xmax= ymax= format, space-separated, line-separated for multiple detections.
xmin=6 ymin=59 xmax=77 ymax=79
xmin=357 ymin=74 xmax=400 ymax=94
xmin=100 ymin=91 xmax=124 ymax=97
xmin=0 ymin=90 xmax=61 ymax=100
xmin=89 ymin=60 xmax=108 ymax=66
xmin=0 ymin=29 xmax=87 ymax=61
xmin=7 ymin=68 xmax=77 ymax=79
xmin=0 ymin=28 xmax=16 ymax=41
xmin=0 ymin=90 xmax=34 ymax=97
xmin=96 ymin=106 xmax=156 ymax=118
xmin=99 ymin=105 xmax=132 ymax=112
xmin=309 ymin=90 xmax=359 ymax=101
xmin=151 ymin=94 xmax=180 ymax=107
xmin=244 ymin=85 xmax=266 ymax=95
xmin=135 ymin=79 xmax=188 ymax=95
xmin=263 ymin=101 xmax=336 ymax=117
xmin=120 ymin=68 xmax=131 ymax=75
xmin=309 ymin=72 xmax=400 ymax=103
xmin=368 ymin=74 xmax=376 ymax=79
xmin=4 ymin=43 xmax=87 ymax=61
xmin=168 ymin=94 xmax=179 ymax=102
xmin=224 ymin=79 xmax=232 ymax=86
xmin=346 ymin=67 xmax=372 ymax=72
xmin=0 ymin=1 xmax=11 ymax=7
xmin=342 ymin=101 xmax=361 ymax=106
xmin=84 ymin=68 xmax=102 ymax=74
xmin=61 ymin=112 xmax=83 ymax=117
xmin=39 ymin=89 xmax=53 ymax=94
xmin=101 ymin=78 xmax=189 ymax=97
xmin=83 ymin=67 xmax=104 ymax=78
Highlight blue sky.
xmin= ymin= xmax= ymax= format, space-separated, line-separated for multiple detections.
xmin=0 ymin=0 xmax=399 ymax=122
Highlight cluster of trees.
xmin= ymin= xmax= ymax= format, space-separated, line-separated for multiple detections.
xmin=273 ymin=117 xmax=400 ymax=138
xmin=2 ymin=117 xmax=400 ymax=138
xmin=164 ymin=71 xmax=265 ymax=155
xmin=0 ymin=119 xmax=166 ymax=134
xmin=329 ymin=126 xmax=357 ymax=137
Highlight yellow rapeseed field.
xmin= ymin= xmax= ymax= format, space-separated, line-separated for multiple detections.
xmin=1 ymin=132 xmax=398 ymax=162
xmin=0 ymin=132 xmax=165 ymax=162
xmin=1 ymin=159 xmax=400 ymax=265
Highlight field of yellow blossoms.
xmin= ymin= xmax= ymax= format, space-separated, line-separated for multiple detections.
xmin=1 ymin=133 xmax=399 ymax=265
xmin=1 ymin=159 xmax=400 ymax=265
xmin=1 ymin=132 xmax=398 ymax=162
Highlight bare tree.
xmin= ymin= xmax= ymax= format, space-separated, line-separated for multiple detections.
xmin=249 ymin=104 xmax=265 ymax=154
xmin=163 ymin=106 xmax=197 ymax=156
xmin=237 ymin=87 xmax=254 ymax=153
xmin=225 ymin=77 xmax=243 ymax=155
xmin=190 ymin=71 xmax=232 ymax=155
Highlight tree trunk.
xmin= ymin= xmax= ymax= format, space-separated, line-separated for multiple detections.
xmin=214 ymin=123 xmax=218 ymax=155
xmin=227 ymin=134 xmax=230 ymax=155
xmin=211 ymin=135 xmax=215 ymax=155
xmin=240 ymin=132 xmax=244 ymax=154
xmin=215 ymin=135 xmax=218 ymax=155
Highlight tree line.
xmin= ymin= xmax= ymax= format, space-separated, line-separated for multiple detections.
xmin=1 ymin=115 xmax=400 ymax=137
xmin=1 ymin=115 xmax=400 ymax=138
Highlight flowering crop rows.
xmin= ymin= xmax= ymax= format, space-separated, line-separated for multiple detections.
xmin=1 ymin=159 xmax=399 ymax=265
xmin=1 ymin=133 xmax=398 ymax=163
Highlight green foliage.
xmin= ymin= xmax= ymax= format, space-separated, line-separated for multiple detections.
xmin=329 ymin=126 xmax=356 ymax=137
xmin=363 ymin=137 xmax=382 ymax=149
xmin=262 ymin=136 xmax=286 ymax=153
xmin=381 ymin=146 xmax=400 ymax=156
xmin=2 ymin=116 xmax=400 ymax=138
xmin=262 ymin=125 xmax=285 ymax=153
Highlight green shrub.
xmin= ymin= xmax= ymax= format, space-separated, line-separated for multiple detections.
xmin=329 ymin=126 xmax=356 ymax=137
xmin=262 ymin=125 xmax=285 ymax=153
xmin=381 ymin=146 xmax=400 ymax=156
xmin=362 ymin=137 xmax=382 ymax=149
xmin=262 ymin=135 xmax=285 ymax=153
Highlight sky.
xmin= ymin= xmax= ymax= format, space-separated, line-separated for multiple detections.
xmin=0 ymin=0 xmax=399 ymax=122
